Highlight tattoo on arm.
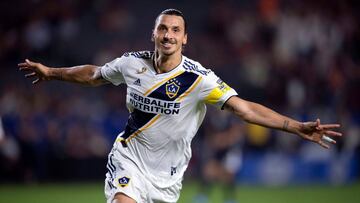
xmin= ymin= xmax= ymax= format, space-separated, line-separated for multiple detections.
xmin=283 ymin=120 xmax=289 ymax=131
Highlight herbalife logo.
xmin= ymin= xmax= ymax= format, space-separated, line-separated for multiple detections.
xmin=133 ymin=78 xmax=141 ymax=86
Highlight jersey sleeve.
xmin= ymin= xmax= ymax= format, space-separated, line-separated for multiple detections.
xmin=100 ymin=57 xmax=126 ymax=86
xmin=199 ymin=70 xmax=238 ymax=109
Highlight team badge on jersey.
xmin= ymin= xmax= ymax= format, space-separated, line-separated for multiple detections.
xmin=136 ymin=67 xmax=147 ymax=74
xmin=166 ymin=79 xmax=181 ymax=99
xmin=118 ymin=176 xmax=130 ymax=187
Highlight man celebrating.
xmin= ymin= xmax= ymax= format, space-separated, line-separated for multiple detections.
xmin=19 ymin=9 xmax=341 ymax=203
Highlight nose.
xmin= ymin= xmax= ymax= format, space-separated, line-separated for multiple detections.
xmin=164 ymin=31 xmax=172 ymax=39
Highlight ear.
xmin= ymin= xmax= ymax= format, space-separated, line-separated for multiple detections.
xmin=151 ymin=31 xmax=155 ymax=42
xmin=182 ymin=33 xmax=188 ymax=46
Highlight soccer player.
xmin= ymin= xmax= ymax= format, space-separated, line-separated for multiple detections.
xmin=18 ymin=8 xmax=341 ymax=203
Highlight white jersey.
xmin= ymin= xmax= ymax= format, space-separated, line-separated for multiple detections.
xmin=100 ymin=51 xmax=237 ymax=188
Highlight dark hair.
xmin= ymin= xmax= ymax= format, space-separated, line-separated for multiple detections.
xmin=155 ymin=9 xmax=187 ymax=33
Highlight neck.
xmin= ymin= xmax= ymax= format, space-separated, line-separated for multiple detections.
xmin=154 ymin=51 xmax=182 ymax=74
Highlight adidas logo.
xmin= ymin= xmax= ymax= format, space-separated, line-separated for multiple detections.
xmin=133 ymin=78 xmax=141 ymax=86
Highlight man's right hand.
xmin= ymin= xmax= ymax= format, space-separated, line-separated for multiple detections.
xmin=18 ymin=59 xmax=51 ymax=84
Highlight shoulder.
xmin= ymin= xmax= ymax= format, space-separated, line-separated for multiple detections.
xmin=110 ymin=51 xmax=153 ymax=68
xmin=182 ymin=56 xmax=226 ymax=89
xmin=122 ymin=51 xmax=154 ymax=60
xmin=182 ymin=55 xmax=212 ymax=77
xmin=103 ymin=51 xmax=153 ymax=72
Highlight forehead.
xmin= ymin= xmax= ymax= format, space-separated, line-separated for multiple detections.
xmin=155 ymin=14 xmax=185 ymax=28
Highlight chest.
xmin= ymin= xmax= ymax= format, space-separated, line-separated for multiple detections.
xmin=125 ymin=65 xmax=200 ymax=102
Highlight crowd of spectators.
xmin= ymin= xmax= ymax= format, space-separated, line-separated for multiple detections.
xmin=0 ymin=0 xmax=359 ymax=184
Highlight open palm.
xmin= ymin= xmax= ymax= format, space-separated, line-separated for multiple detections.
xmin=18 ymin=59 xmax=50 ymax=84
xmin=297 ymin=119 xmax=342 ymax=149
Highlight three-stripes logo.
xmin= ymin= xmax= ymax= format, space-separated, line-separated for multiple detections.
xmin=133 ymin=78 xmax=141 ymax=86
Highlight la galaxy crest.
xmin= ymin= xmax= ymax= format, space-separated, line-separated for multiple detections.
xmin=118 ymin=176 xmax=130 ymax=187
xmin=166 ymin=78 xmax=181 ymax=99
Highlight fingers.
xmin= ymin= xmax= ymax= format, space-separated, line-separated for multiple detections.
xmin=18 ymin=60 xmax=34 ymax=71
xmin=319 ymin=124 xmax=341 ymax=129
xmin=18 ymin=59 xmax=39 ymax=69
xmin=25 ymin=59 xmax=36 ymax=66
xmin=317 ymin=135 xmax=338 ymax=149
xmin=25 ymin=59 xmax=31 ymax=63
xmin=318 ymin=140 xmax=330 ymax=149
xmin=305 ymin=119 xmax=321 ymax=129
xmin=303 ymin=134 xmax=335 ymax=149
xmin=315 ymin=118 xmax=321 ymax=130
xmin=22 ymin=70 xmax=41 ymax=84
xmin=32 ymin=78 xmax=40 ymax=84
xmin=18 ymin=59 xmax=46 ymax=85
xmin=19 ymin=67 xmax=30 ymax=71
xmin=18 ymin=62 xmax=31 ymax=71
xmin=304 ymin=119 xmax=341 ymax=131
xmin=322 ymin=135 xmax=336 ymax=144
xmin=25 ymin=72 xmax=36 ymax=78
xmin=18 ymin=62 xmax=28 ymax=67
xmin=18 ymin=59 xmax=41 ymax=84
xmin=304 ymin=121 xmax=318 ymax=129
xmin=324 ymin=130 xmax=342 ymax=137
xmin=300 ymin=119 xmax=342 ymax=150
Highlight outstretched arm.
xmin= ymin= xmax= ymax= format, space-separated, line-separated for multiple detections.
xmin=223 ymin=96 xmax=342 ymax=149
xmin=18 ymin=59 xmax=109 ymax=86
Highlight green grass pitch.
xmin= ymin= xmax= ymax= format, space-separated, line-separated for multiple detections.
xmin=0 ymin=181 xmax=359 ymax=203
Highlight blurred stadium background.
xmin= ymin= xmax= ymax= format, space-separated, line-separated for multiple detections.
xmin=0 ymin=0 xmax=359 ymax=202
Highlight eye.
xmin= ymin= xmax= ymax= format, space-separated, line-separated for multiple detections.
xmin=157 ymin=25 xmax=167 ymax=31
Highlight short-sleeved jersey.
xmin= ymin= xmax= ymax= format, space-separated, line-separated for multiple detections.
xmin=100 ymin=51 xmax=237 ymax=188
